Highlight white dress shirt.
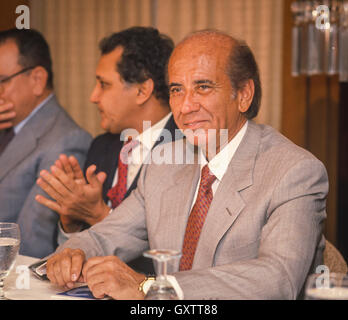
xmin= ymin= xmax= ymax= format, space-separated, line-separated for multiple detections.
xmin=111 ymin=112 xmax=172 ymax=193
xmin=191 ymin=120 xmax=248 ymax=209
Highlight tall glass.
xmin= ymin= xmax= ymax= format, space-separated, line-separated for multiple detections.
xmin=0 ymin=223 xmax=20 ymax=300
xmin=143 ymin=249 xmax=181 ymax=300
xmin=305 ymin=273 xmax=348 ymax=300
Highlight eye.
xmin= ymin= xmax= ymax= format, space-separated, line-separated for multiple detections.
xmin=100 ymin=81 xmax=106 ymax=89
xmin=169 ymin=86 xmax=182 ymax=96
xmin=196 ymin=84 xmax=213 ymax=94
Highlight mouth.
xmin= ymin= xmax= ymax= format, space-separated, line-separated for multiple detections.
xmin=183 ymin=120 xmax=208 ymax=130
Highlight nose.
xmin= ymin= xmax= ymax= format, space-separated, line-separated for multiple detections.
xmin=89 ymin=85 xmax=99 ymax=104
xmin=180 ymin=90 xmax=200 ymax=114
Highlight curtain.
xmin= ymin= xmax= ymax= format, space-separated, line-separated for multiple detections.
xmin=30 ymin=0 xmax=284 ymax=136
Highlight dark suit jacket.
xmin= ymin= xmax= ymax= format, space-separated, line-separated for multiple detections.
xmin=83 ymin=115 xmax=179 ymax=273
xmin=84 ymin=115 xmax=178 ymax=202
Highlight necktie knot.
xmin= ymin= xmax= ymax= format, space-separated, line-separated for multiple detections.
xmin=119 ymin=138 xmax=139 ymax=165
xmin=200 ymin=165 xmax=216 ymax=190
xmin=107 ymin=137 xmax=139 ymax=209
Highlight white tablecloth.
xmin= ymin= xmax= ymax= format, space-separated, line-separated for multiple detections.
xmin=4 ymin=255 xmax=84 ymax=300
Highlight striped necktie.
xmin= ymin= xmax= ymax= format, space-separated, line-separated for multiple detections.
xmin=179 ymin=165 xmax=217 ymax=271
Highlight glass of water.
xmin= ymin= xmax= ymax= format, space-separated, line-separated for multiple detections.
xmin=305 ymin=273 xmax=348 ymax=300
xmin=143 ymin=249 xmax=181 ymax=300
xmin=0 ymin=223 xmax=20 ymax=300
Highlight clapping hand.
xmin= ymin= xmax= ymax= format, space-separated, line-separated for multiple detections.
xmin=0 ymin=100 xmax=15 ymax=130
xmin=36 ymin=154 xmax=110 ymax=232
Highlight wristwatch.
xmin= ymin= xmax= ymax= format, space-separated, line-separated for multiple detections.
xmin=138 ymin=276 xmax=156 ymax=294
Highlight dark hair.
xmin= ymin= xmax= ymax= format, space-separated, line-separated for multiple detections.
xmin=227 ymin=40 xmax=262 ymax=119
xmin=99 ymin=26 xmax=174 ymax=104
xmin=0 ymin=28 xmax=53 ymax=89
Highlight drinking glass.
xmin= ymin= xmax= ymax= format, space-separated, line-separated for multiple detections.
xmin=0 ymin=223 xmax=20 ymax=300
xmin=143 ymin=249 xmax=181 ymax=300
xmin=305 ymin=273 xmax=348 ymax=300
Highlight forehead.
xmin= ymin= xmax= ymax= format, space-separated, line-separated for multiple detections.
xmin=168 ymin=39 xmax=231 ymax=82
xmin=96 ymin=46 xmax=123 ymax=75
xmin=0 ymin=40 xmax=20 ymax=74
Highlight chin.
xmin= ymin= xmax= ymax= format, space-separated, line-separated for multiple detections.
xmin=183 ymin=130 xmax=208 ymax=147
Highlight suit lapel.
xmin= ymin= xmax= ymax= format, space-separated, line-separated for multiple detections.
xmin=158 ymin=163 xmax=201 ymax=253
xmin=0 ymin=95 xmax=60 ymax=181
xmin=103 ymin=136 xmax=122 ymax=200
xmin=192 ymin=121 xmax=262 ymax=268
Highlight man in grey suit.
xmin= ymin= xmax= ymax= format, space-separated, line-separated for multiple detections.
xmin=46 ymin=30 xmax=328 ymax=299
xmin=0 ymin=29 xmax=91 ymax=258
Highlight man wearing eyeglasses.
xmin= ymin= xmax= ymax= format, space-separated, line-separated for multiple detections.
xmin=0 ymin=28 xmax=91 ymax=258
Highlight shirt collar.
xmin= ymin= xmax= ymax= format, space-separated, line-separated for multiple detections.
xmin=121 ymin=112 xmax=172 ymax=150
xmin=199 ymin=120 xmax=248 ymax=181
xmin=136 ymin=112 xmax=172 ymax=150
xmin=14 ymin=93 xmax=54 ymax=134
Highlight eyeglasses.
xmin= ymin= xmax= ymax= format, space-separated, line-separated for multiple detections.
xmin=0 ymin=66 xmax=36 ymax=89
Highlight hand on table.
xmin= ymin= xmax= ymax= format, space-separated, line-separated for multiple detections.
xmin=0 ymin=100 xmax=15 ymax=130
xmin=47 ymin=249 xmax=145 ymax=300
xmin=36 ymin=154 xmax=110 ymax=232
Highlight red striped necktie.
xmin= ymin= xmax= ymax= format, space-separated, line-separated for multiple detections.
xmin=179 ymin=164 xmax=217 ymax=271
xmin=107 ymin=138 xmax=139 ymax=209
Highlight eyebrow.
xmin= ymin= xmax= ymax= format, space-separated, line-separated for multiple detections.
xmin=169 ymin=79 xmax=217 ymax=88
xmin=169 ymin=82 xmax=182 ymax=88
xmin=194 ymin=79 xmax=217 ymax=86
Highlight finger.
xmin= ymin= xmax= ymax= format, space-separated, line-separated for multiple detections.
xmin=68 ymin=156 xmax=85 ymax=181
xmin=35 ymin=194 xmax=63 ymax=214
xmin=0 ymin=111 xmax=16 ymax=122
xmin=47 ymin=259 xmax=59 ymax=285
xmin=36 ymin=176 xmax=65 ymax=202
xmin=82 ymin=256 xmax=106 ymax=281
xmin=86 ymin=274 xmax=108 ymax=299
xmin=0 ymin=121 xmax=13 ymax=130
xmin=50 ymin=165 xmax=78 ymax=193
xmin=60 ymin=255 xmax=73 ymax=285
xmin=86 ymin=165 xmax=103 ymax=188
xmin=0 ymin=102 xmax=14 ymax=112
xmin=55 ymin=159 xmax=63 ymax=170
xmin=59 ymin=154 xmax=74 ymax=178
xmin=96 ymin=171 xmax=107 ymax=184
xmin=53 ymin=259 xmax=66 ymax=287
xmin=70 ymin=250 xmax=85 ymax=282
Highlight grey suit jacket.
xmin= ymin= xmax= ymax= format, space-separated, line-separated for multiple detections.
xmin=59 ymin=121 xmax=328 ymax=299
xmin=0 ymin=95 xmax=91 ymax=258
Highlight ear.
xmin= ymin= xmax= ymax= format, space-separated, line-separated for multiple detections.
xmin=30 ymin=66 xmax=49 ymax=96
xmin=237 ymin=79 xmax=254 ymax=113
xmin=135 ymin=78 xmax=154 ymax=105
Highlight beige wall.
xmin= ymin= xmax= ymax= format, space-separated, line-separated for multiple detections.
xmin=30 ymin=0 xmax=284 ymax=137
